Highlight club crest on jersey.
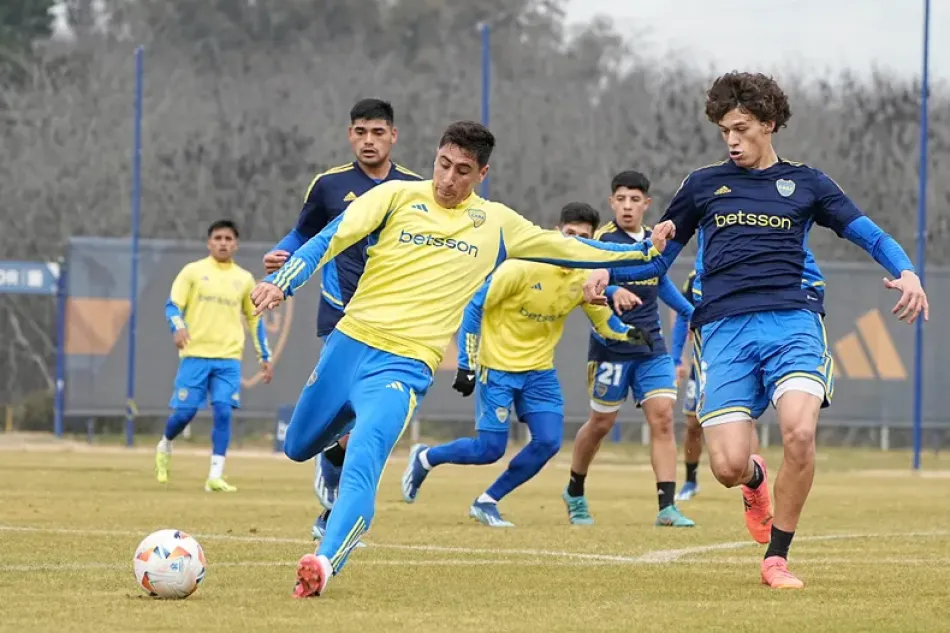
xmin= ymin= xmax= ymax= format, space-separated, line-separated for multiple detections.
xmin=775 ymin=179 xmax=796 ymax=197
xmin=468 ymin=208 xmax=486 ymax=228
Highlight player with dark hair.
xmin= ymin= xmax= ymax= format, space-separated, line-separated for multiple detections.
xmin=563 ymin=170 xmax=695 ymax=528
xmin=156 ymin=220 xmax=273 ymax=491
xmin=251 ymin=120 xmax=674 ymax=597
xmin=262 ymin=98 xmax=422 ymax=540
xmin=401 ymin=203 xmax=653 ymax=527
xmin=588 ymin=72 xmax=927 ymax=588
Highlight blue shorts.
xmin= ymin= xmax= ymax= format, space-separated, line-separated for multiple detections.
xmin=475 ymin=368 xmax=564 ymax=433
xmin=683 ymin=365 xmax=698 ymax=415
xmin=695 ymin=309 xmax=833 ymax=426
xmin=170 ymin=357 xmax=242 ymax=410
xmin=587 ymin=354 xmax=677 ymax=412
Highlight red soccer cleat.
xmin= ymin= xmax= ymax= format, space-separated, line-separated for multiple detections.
xmin=293 ymin=553 xmax=332 ymax=598
xmin=742 ymin=454 xmax=773 ymax=544
xmin=761 ymin=555 xmax=804 ymax=589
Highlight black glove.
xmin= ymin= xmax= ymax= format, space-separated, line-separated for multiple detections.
xmin=626 ymin=326 xmax=654 ymax=350
xmin=452 ymin=367 xmax=476 ymax=397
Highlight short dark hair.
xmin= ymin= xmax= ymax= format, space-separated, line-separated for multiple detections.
xmin=350 ymin=98 xmax=394 ymax=125
xmin=208 ymin=219 xmax=239 ymax=238
xmin=438 ymin=121 xmax=495 ymax=167
xmin=704 ymin=72 xmax=791 ymax=133
xmin=611 ymin=170 xmax=650 ymax=195
xmin=559 ymin=202 xmax=600 ymax=232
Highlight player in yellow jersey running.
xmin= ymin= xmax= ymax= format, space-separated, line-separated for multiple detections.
xmin=400 ymin=203 xmax=652 ymax=526
xmin=156 ymin=220 xmax=272 ymax=492
xmin=251 ymin=121 xmax=674 ymax=598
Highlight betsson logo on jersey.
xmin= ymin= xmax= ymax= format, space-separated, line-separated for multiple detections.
xmin=714 ymin=211 xmax=792 ymax=230
xmin=519 ymin=307 xmax=568 ymax=323
xmin=398 ymin=230 xmax=479 ymax=257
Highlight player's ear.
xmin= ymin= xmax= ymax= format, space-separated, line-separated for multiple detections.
xmin=478 ymin=163 xmax=490 ymax=182
xmin=390 ymin=126 xmax=398 ymax=144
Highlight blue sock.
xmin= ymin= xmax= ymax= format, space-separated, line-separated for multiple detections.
xmin=426 ymin=430 xmax=507 ymax=468
xmin=485 ymin=411 xmax=562 ymax=502
xmin=163 ymin=408 xmax=197 ymax=441
xmin=211 ymin=402 xmax=232 ymax=457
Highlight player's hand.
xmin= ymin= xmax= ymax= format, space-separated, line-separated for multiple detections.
xmin=676 ymin=364 xmax=688 ymax=384
xmin=609 ymin=287 xmax=642 ymax=314
xmin=626 ymin=326 xmax=654 ymax=349
xmin=259 ymin=361 xmax=274 ymax=384
xmin=263 ymin=250 xmax=290 ymax=274
xmin=650 ymin=220 xmax=676 ymax=253
xmin=251 ymin=282 xmax=285 ymax=316
xmin=173 ymin=328 xmax=190 ymax=350
xmin=452 ymin=368 xmax=476 ymax=397
xmin=583 ymin=269 xmax=611 ymax=305
xmin=884 ymin=271 xmax=928 ymax=324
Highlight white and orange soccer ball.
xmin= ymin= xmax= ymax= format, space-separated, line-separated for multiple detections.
xmin=133 ymin=529 xmax=206 ymax=599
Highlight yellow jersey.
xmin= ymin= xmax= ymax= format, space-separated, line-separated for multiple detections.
xmin=458 ymin=260 xmax=634 ymax=373
xmin=268 ymin=180 xmax=665 ymax=373
xmin=166 ymin=257 xmax=270 ymax=362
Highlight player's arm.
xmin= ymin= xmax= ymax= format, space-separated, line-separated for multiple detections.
xmin=813 ymin=170 xmax=927 ymax=322
xmin=265 ymin=177 xmax=330 ymax=273
xmin=658 ymin=274 xmax=693 ymax=365
xmin=499 ymin=206 xmax=670 ymax=271
xmin=259 ymin=183 xmax=400 ymax=303
xmin=165 ymin=265 xmax=193 ymax=348
xmin=580 ymin=302 xmax=654 ymax=348
xmin=242 ymin=281 xmax=272 ymax=363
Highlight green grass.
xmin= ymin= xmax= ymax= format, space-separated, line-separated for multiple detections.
xmin=1 ymin=438 xmax=949 ymax=632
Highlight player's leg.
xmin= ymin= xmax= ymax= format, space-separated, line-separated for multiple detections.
xmin=475 ymin=370 xmax=564 ymax=526
xmin=759 ymin=310 xmax=833 ymax=589
xmin=155 ymin=358 xmax=208 ymax=484
xmin=562 ymin=361 xmax=628 ymax=525
xmin=635 ymin=355 xmax=694 ymax=526
xmin=296 ymin=350 xmax=431 ymax=597
xmin=695 ymin=316 xmax=773 ymax=544
xmin=401 ymin=368 xmax=512 ymax=505
xmin=676 ymin=367 xmax=703 ymax=501
xmin=315 ymin=434 xmax=349 ymax=509
xmin=204 ymin=359 xmax=242 ymax=492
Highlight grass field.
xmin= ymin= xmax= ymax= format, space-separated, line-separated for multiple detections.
xmin=1 ymin=435 xmax=949 ymax=633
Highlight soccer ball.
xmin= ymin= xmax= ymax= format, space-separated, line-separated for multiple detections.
xmin=133 ymin=529 xmax=206 ymax=599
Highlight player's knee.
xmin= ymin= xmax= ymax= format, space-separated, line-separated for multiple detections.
xmin=709 ymin=457 xmax=748 ymax=488
xmin=781 ymin=424 xmax=816 ymax=463
xmin=586 ymin=411 xmax=617 ymax=438
xmin=476 ymin=431 xmax=507 ymax=464
xmin=283 ymin=432 xmax=311 ymax=463
xmin=211 ymin=402 xmax=231 ymax=425
xmin=170 ymin=408 xmax=198 ymax=424
xmin=685 ymin=414 xmax=702 ymax=434
xmin=646 ymin=407 xmax=675 ymax=439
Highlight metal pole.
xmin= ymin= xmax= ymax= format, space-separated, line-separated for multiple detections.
xmin=53 ymin=260 xmax=67 ymax=438
xmin=912 ymin=0 xmax=930 ymax=471
xmin=125 ymin=46 xmax=144 ymax=448
xmin=479 ymin=22 xmax=491 ymax=199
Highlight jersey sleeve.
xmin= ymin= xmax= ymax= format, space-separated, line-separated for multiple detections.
xmin=812 ymin=169 xmax=865 ymax=236
xmin=580 ymin=302 xmax=631 ymax=342
xmin=658 ymin=274 xmax=694 ymax=318
xmin=242 ymin=274 xmax=271 ymax=362
xmin=456 ymin=266 xmax=523 ymax=371
xmin=165 ymin=264 xmax=193 ymax=332
xmin=266 ymin=183 xmax=401 ymax=296
xmin=660 ymin=173 xmax=702 ymax=247
xmin=273 ymin=175 xmax=329 ymax=254
xmin=500 ymin=208 xmax=667 ymax=274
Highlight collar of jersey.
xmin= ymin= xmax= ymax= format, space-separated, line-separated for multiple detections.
xmin=205 ymin=256 xmax=234 ymax=270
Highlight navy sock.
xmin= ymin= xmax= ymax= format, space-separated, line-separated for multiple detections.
xmin=746 ymin=460 xmax=764 ymax=489
xmin=765 ymin=526 xmax=795 ymax=560
xmin=657 ymin=481 xmax=676 ymax=510
xmin=685 ymin=462 xmax=699 ymax=484
xmin=163 ymin=408 xmax=197 ymax=441
xmin=426 ymin=430 xmax=507 ymax=467
xmin=324 ymin=441 xmax=346 ymax=467
xmin=210 ymin=402 xmax=232 ymax=456
xmin=567 ymin=471 xmax=586 ymax=497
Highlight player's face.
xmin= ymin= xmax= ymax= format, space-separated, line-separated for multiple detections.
xmin=207 ymin=228 xmax=238 ymax=262
xmin=717 ymin=108 xmax=775 ymax=169
xmin=558 ymin=223 xmax=595 ymax=240
xmin=432 ymin=144 xmax=488 ymax=208
xmin=609 ymin=187 xmax=650 ymax=232
xmin=349 ymin=118 xmax=397 ymax=168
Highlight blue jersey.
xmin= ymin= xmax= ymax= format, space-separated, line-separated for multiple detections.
xmin=276 ymin=161 xmax=423 ymax=336
xmin=658 ymin=159 xmax=862 ymax=328
xmin=588 ymin=223 xmax=692 ymax=362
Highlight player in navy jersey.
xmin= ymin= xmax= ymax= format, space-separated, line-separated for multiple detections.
xmin=562 ymin=171 xmax=695 ymax=528
xmin=588 ymin=72 xmax=928 ymax=589
xmin=262 ymin=98 xmax=423 ymax=541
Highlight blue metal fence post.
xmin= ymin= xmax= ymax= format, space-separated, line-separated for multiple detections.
xmin=53 ymin=259 xmax=67 ymax=438
xmin=479 ymin=22 xmax=491 ymax=199
xmin=125 ymin=46 xmax=144 ymax=448
xmin=912 ymin=0 xmax=930 ymax=471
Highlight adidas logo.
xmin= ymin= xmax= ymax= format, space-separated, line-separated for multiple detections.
xmin=833 ymin=309 xmax=906 ymax=380
xmin=343 ymin=191 xmax=357 ymax=202
xmin=714 ymin=185 xmax=731 ymax=196
xmin=386 ymin=381 xmax=405 ymax=392
xmin=531 ymin=282 xmax=542 ymax=291
xmin=411 ymin=203 xmax=429 ymax=213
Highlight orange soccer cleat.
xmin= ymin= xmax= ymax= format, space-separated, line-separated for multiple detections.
xmin=293 ymin=553 xmax=333 ymax=598
xmin=742 ymin=454 xmax=773 ymax=544
xmin=761 ymin=556 xmax=804 ymax=589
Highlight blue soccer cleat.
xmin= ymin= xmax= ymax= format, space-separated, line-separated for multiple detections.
xmin=313 ymin=453 xmax=341 ymax=510
xmin=562 ymin=489 xmax=595 ymax=525
xmin=655 ymin=505 xmax=696 ymax=527
xmin=311 ymin=509 xmax=366 ymax=548
xmin=401 ymin=443 xmax=430 ymax=504
xmin=469 ymin=501 xmax=514 ymax=528
xmin=675 ymin=481 xmax=700 ymax=501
